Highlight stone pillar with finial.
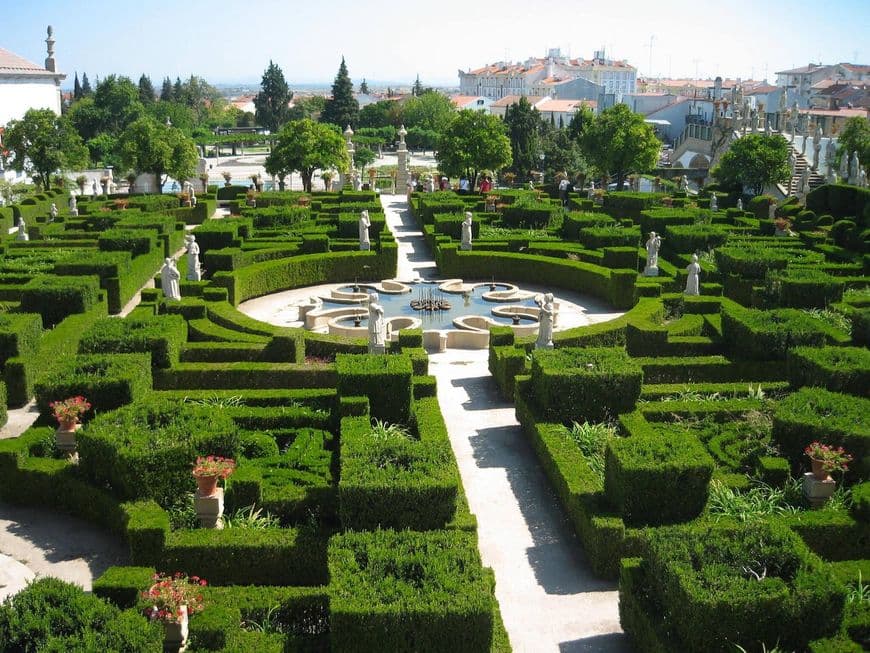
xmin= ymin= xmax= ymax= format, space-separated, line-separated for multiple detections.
xmin=396 ymin=124 xmax=409 ymax=194
xmin=44 ymin=25 xmax=56 ymax=72
xmin=339 ymin=125 xmax=354 ymax=191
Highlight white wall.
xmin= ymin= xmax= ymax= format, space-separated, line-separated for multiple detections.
xmin=0 ymin=77 xmax=62 ymax=126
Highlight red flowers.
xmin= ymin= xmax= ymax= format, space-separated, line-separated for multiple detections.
xmin=192 ymin=455 xmax=236 ymax=479
xmin=804 ymin=441 xmax=852 ymax=474
xmin=49 ymin=396 xmax=91 ymax=425
xmin=141 ymin=572 xmax=206 ymax=623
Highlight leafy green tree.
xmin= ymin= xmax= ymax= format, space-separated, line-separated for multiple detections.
xmin=436 ymin=110 xmax=512 ymax=190
xmin=359 ymin=79 xmax=369 ymax=94
xmin=73 ymin=72 xmax=82 ymax=101
xmin=173 ymin=77 xmax=183 ymax=101
xmin=254 ymin=61 xmax=293 ymax=133
xmin=160 ymin=77 xmax=173 ymax=101
xmin=117 ymin=116 xmax=198 ymax=194
xmin=836 ymin=116 xmax=870 ymax=168
xmin=579 ymin=104 xmax=660 ymax=190
xmin=541 ymin=127 xmax=588 ymax=182
xmin=81 ymin=72 xmax=92 ymax=96
xmin=265 ymin=119 xmax=349 ymax=192
xmin=503 ymin=96 xmax=542 ymax=179
xmin=92 ymin=75 xmax=145 ymax=135
xmin=288 ymin=95 xmax=326 ymax=121
xmin=321 ymin=57 xmax=359 ymax=128
xmin=354 ymin=146 xmax=376 ymax=174
xmin=567 ymin=105 xmax=595 ymax=141
xmin=147 ymin=101 xmax=196 ymax=134
xmin=358 ymin=100 xmax=402 ymax=129
xmin=138 ymin=74 xmax=155 ymax=105
xmin=711 ymin=133 xmax=790 ymax=195
xmin=406 ymin=126 xmax=439 ymax=151
xmin=2 ymin=109 xmax=89 ymax=189
xmin=402 ymin=91 xmax=455 ymax=135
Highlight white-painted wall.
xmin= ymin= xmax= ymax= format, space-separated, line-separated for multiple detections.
xmin=0 ymin=76 xmax=62 ymax=126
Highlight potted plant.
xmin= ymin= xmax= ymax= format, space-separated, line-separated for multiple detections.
xmin=141 ymin=572 xmax=206 ymax=652
xmin=50 ymin=396 xmax=91 ymax=431
xmin=222 ymin=171 xmax=232 ymax=187
xmin=76 ymin=175 xmax=87 ymax=194
xmin=321 ymin=171 xmax=334 ymax=191
xmin=192 ymin=456 xmax=236 ymax=497
xmin=198 ymin=173 xmax=209 ymax=192
xmin=804 ymin=442 xmax=852 ymax=480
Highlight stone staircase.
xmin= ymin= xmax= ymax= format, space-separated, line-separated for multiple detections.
xmin=785 ymin=144 xmax=825 ymax=196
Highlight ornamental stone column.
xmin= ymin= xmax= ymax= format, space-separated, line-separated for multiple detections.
xmin=396 ymin=124 xmax=409 ymax=194
xmin=339 ymin=125 xmax=354 ymax=191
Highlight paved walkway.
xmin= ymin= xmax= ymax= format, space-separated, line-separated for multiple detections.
xmin=380 ymin=194 xmax=627 ymax=651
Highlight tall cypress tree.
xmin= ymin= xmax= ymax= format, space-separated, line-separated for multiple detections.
xmin=173 ymin=77 xmax=184 ymax=103
xmin=254 ymin=60 xmax=293 ymax=132
xmin=321 ymin=57 xmax=359 ymax=128
xmin=160 ymin=77 xmax=173 ymax=101
xmin=412 ymin=74 xmax=423 ymax=97
xmin=359 ymin=78 xmax=369 ymax=94
xmin=138 ymin=74 xmax=155 ymax=104
xmin=73 ymin=72 xmax=82 ymax=100
xmin=81 ymin=72 xmax=92 ymax=96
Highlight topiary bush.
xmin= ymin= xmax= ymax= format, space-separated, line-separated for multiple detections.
xmin=530 ymin=347 xmax=643 ymax=422
xmin=335 ymin=354 xmax=413 ymax=424
xmin=604 ymin=432 xmax=713 ymax=525
xmin=20 ymin=275 xmax=102 ymax=328
xmin=78 ymin=315 xmax=187 ymax=368
xmin=787 ymin=346 xmax=870 ymax=397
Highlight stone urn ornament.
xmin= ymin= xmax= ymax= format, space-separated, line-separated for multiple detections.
xmin=49 ymin=395 xmax=91 ymax=455
xmin=141 ymin=572 xmax=207 ymax=653
xmin=802 ymin=441 xmax=852 ymax=508
xmin=191 ymin=456 xmax=236 ymax=528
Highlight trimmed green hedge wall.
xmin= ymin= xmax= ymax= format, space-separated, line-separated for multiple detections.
xmin=335 ymin=354 xmax=413 ymax=424
xmin=78 ymin=315 xmax=186 ymax=368
xmin=20 ymin=275 xmax=102 ymax=328
xmin=787 ymin=346 xmax=870 ymax=397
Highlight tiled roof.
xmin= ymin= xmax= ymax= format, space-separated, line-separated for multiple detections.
xmin=840 ymin=63 xmax=870 ymax=73
xmin=798 ymin=107 xmax=869 ymax=118
xmin=745 ymin=85 xmax=779 ymax=95
xmin=450 ymin=95 xmax=485 ymax=107
xmin=776 ymin=64 xmax=825 ymax=75
xmin=490 ymin=95 xmax=545 ymax=108
xmin=537 ymin=98 xmax=596 ymax=111
xmin=0 ymin=47 xmax=57 ymax=76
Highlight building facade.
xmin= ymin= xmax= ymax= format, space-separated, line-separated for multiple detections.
xmin=0 ymin=27 xmax=65 ymax=128
xmin=776 ymin=63 xmax=870 ymax=108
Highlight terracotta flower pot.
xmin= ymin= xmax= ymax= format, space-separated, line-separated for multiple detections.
xmin=195 ymin=474 xmax=219 ymax=497
xmin=810 ymin=458 xmax=830 ymax=481
xmin=59 ymin=418 xmax=78 ymax=432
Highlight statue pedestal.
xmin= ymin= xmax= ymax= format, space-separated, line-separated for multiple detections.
xmin=194 ymin=488 xmax=225 ymax=529
xmin=368 ymin=344 xmax=386 ymax=355
xmin=55 ymin=424 xmax=80 ymax=456
xmin=359 ymin=243 xmax=370 ymax=251
xmin=802 ymin=472 xmax=835 ymax=508
xmin=396 ymin=146 xmax=409 ymax=192
xmin=643 ymin=266 xmax=659 ymax=277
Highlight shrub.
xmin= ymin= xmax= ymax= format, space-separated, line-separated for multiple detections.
xmin=530 ymin=347 xmax=643 ymax=422
xmin=78 ymin=315 xmax=186 ymax=368
xmin=329 ymin=530 xmax=495 ymax=652
xmin=772 ymin=387 xmax=869 ymax=476
xmin=98 ymin=229 xmax=157 ymax=257
xmin=579 ymin=225 xmax=640 ymax=249
xmin=20 ymin=275 xmax=102 ymax=328
xmin=77 ymin=396 xmax=240 ymax=506
xmin=335 ymin=354 xmax=413 ymax=424
xmin=604 ymin=432 xmax=713 ymax=525
xmin=0 ymin=577 xmax=161 ymax=651
xmin=769 ymin=268 xmax=845 ymax=309
xmin=721 ymin=302 xmax=841 ymax=360
xmin=33 ymin=353 xmax=152 ymax=419
xmin=787 ymin=346 xmax=870 ymax=396
xmin=623 ymin=522 xmax=846 ymax=652
xmin=0 ymin=313 xmax=42 ymax=366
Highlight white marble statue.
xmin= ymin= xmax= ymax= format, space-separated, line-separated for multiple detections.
xmin=68 ymin=194 xmax=78 ymax=216
xmin=839 ymin=150 xmax=850 ymax=181
xmin=643 ymin=231 xmax=662 ymax=277
xmin=185 ymin=235 xmax=202 ymax=281
xmin=799 ymin=167 xmax=810 ymax=195
xmin=92 ymin=180 xmax=99 ymax=197
xmin=460 ymin=211 xmax=473 ymax=251
xmin=768 ymin=200 xmax=777 ymax=220
xmin=16 ymin=219 xmax=28 ymax=241
xmin=710 ymin=195 xmax=718 ymax=212
xmin=736 ymin=198 xmax=743 ymax=211
xmin=679 ymin=175 xmax=689 ymax=193
xmin=426 ymin=177 xmax=435 ymax=193
xmin=528 ymin=180 xmax=535 ymax=190
xmin=849 ymin=151 xmax=861 ymax=185
xmin=685 ymin=254 xmax=701 ymax=296
xmin=358 ymin=210 xmax=371 ymax=251
xmin=535 ymin=293 xmax=556 ymax=350
xmin=49 ymin=203 xmax=58 ymax=221
xmin=160 ymin=257 xmax=181 ymax=300
xmin=825 ymin=138 xmax=836 ymax=168
xmin=367 ymin=292 xmax=387 ymax=354
xmin=188 ymin=183 xmax=197 ymax=207
xmin=587 ymin=185 xmax=595 ymax=200
xmin=859 ymin=167 xmax=867 ymax=188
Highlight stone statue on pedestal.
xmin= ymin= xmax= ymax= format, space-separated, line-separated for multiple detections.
xmin=358 ymin=210 xmax=371 ymax=251
xmin=643 ymin=232 xmax=661 ymax=277
xmin=535 ymin=293 xmax=555 ymax=349
xmin=160 ymin=258 xmax=181 ymax=300
xmin=460 ymin=212 xmax=473 ymax=251
xmin=68 ymin=194 xmax=78 ymax=216
xmin=367 ymin=292 xmax=387 ymax=354
xmin=736 ymin=198 xmax=743 ymax=211
xmin=16 ymin=219 xmax=28 ymax=241
xmin=710 ymin=195 xmax=718 ymax=212
xmin=685 ymin=254 xmax=701 ymax=296
xmin=185 ymin=235 xmax=201 ymax=281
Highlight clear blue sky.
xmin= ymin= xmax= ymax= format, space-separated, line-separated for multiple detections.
xmin=4 ymin=0 xmax=868 ymax=88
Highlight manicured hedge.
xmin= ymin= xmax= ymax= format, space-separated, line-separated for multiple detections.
xmin=78 ymin=315 xmax=186 ymax=368
xmin=772 ymin=387 xmax=869 ymax=477
xmin=604 ymin=432 xmax=713 ymax=526
xmin=329 ymin=530 xmax=495 ymax=652
xmin=529 ymin=347 xmax=643 ymax=422
xmin=33 ymin=353 xmax=152 ymax=419
xmin=335 ymin=354 xmax=413 ymax=424
xmin=787 ymin=346 xmax=870 ymax=397
xmin=20 ymin=274 xmax=102 ymax=328
xmin=0 ymin=313 xmax=42 ymax=366
xmin=621 ymin=522 xmax=846 ymax=652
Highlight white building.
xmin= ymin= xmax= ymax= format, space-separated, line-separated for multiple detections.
xmin=0 ymin=26 xmax=65 ymax=128
xmin=458 ymin=48 xmax=635 ymax=102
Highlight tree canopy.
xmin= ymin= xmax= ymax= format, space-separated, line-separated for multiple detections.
xmin=2 ymin=109 xmax=89 ymax=189
xmin=116 ymin=116 xmax=198 ymax=193
xmin=436 ymin=110 xmax=512 ymax=190
xmin=712 ymin=133 xmax=790 ymax=196
xmin=265 ymin=119 xmax=349 ymax=192
xmin=138 ymin=75 xmax=155 ymax=105
xmin=579 ymin=104 xmax=659 ymax=189
xmin=836 ymin=116 xmax=870 ymax=169
xmin=503 ymin=96 xmax=542 ymax=179
xmin=321 ymin=57 xmax=359 ymax=129
xmin=402 ymin=91 xmax=455 ymax=135
xmin=254 ymin=61 xmax=293 ymax=133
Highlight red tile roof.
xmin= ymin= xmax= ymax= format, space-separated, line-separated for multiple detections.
xmin=0 ymin=47 xmax=57 ymax=76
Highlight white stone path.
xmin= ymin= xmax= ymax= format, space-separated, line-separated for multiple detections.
xmin=381 ymin=195 xmax=628 ymax=652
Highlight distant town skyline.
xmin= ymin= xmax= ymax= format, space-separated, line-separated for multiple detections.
xmin=4 ymin=0 xmax=868 ymax=89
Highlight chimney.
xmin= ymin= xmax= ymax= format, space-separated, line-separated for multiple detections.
xmin=44 ymin=25 xmax=56 ymax=72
